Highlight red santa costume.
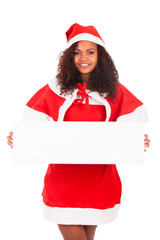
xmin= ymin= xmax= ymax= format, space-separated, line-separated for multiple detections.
xmin=22 ymin=24 xmax=148 ymax=225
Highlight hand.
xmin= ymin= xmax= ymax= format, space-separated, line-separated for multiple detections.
xmin=7 ymin=131 xmax=13 ymax=149
xmin=144 ymin=134 xmax=150 ymax=152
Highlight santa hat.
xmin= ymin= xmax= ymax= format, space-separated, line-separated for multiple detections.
xmin=65 ymin=23 xmax=105 ymax=48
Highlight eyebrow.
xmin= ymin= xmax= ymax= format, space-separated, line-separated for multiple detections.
xmin=74 ymin=48 xmax=96 ymax=51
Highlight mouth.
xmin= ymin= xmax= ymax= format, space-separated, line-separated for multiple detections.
xmin=79 ymin=63 xmax=90 ymax=68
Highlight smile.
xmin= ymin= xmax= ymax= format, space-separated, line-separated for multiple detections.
xmin=79 ymin=64 xmax=90 ymax=67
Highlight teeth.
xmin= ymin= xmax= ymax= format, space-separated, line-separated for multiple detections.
xmin=80 ymin=64 xmax=89 ymax=67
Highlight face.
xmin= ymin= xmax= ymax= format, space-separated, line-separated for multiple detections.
xmin=73 ymin=41 xmax=98 ymax=80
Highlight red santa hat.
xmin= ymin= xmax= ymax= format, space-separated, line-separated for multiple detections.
xmin=65 ymin=23 xmax=105 ymax=48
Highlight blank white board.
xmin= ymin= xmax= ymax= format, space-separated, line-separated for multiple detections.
xmin=13 ymin=121 xmax=144 ymax=164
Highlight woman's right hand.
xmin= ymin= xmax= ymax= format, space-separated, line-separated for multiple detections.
xmin=7 ymin=131 xmax=13 ymax=149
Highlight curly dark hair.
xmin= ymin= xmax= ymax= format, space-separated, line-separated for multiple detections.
xmin=56 ymin=42 xmax=119 ymax=101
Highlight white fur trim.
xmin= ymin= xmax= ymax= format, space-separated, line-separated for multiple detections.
xmin=66 ymin=33 xmax=105 ymax=48
xmin=58 ymin=93 xmax=77 ymax=121
xmin=86 ymin=97 xmax=104 ymax=105
xmin=42 ymin=203 xmax=120 ymax=225
xmin=22 ymin=106 xmax=53 ymax=122
xmin=117 ymin=105 xmax=148 ymax=123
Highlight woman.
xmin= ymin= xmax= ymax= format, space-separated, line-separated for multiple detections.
xmin=7 ymin=23 xmax=150 ymax=240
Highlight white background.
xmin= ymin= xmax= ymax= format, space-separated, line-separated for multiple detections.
xmin=0 ymin=0 xmax=159 ymax=239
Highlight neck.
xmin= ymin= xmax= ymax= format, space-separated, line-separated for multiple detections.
xmin=81 ymin=74 xmax=90 ymax=86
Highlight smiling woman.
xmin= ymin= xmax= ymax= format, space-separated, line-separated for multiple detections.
xmin=57 ymin=42 xmax=119 ymax=101
xmin=7 ymin=23 xmax=150 ymax=240
xmin=73 ymin=41 xmax=98 ymax=82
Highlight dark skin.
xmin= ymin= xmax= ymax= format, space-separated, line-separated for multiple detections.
xmin=58 ymin=225 xmax=97 ymax=240
xmin=7 ymin=41 xmax=150 ymax=240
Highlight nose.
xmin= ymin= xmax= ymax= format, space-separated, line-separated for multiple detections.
xmin=79 ymin=52 xmax=88 ymax=60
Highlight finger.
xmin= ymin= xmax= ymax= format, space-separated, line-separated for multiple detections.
xmin=10 ymin=133 xmax=13 ymax=140
xmin=7 ymin=137 xmax=13 ymax=143
xmin=7 ymin=136 xmax=12 ymax=141
xmin=145 ymin=139 xmax=150 ymax=144
xmin=144 ymin=142 xmax=150 ymax=148
xmin=9 ymin=132 xmax=13 ymax=139
xmin=144 ymin=145 xmax=149 ymax=148
xmin=7 ymin=134 xmax=14 ymax=142
xmin=145 ymin=144 xmax=150 ymax=148
xmin=144 ymin=139 xmax=150 ymax=144
xmin=7 ymin=138 xmax=13 ymax=146
xmin=7 ymin=140 xmax=11 ymax=146
xmin=10 ymin=143 xmax=13 ymax=148
xmin=144 ymin=134 xmax=148 ymax=140
xmin=7 ymin=136 xmax=11 ymax=142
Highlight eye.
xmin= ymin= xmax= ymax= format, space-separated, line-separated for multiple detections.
xmin=74 ymin=51 xmax=80 ymax=55
xmin=88 ymin=51 xmax=94 ymax=55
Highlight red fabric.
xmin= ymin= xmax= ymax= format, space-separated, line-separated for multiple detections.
xmin=64 ymin=104 xmax=106 ymax=121
xmin=65 ymin=23 xmax=104 ymax=43
xmin=26 ymin=82 xmax=143 ymax=122
xmin=26 ymin=84 xmax=65 ymax=121
xmin=107 ymin=83 xmax=143 ymax=121
xmin=42 ymin=164 xmax=121 ymax=209
xmin=73 ymin=82 xmax=90 ymax=105
xmin=64 ymin=82 xmax=106 ymax=121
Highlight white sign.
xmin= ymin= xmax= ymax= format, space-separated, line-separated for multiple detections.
xmin=13 ymin=121 xmax=144 ymax=164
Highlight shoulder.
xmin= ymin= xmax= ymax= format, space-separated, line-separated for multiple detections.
xmin=114 ymin=82 xmax=143 ymax=109
xmin=24 ymin=79 xmax=67 ymax=121
xmin=116 ymin=83 xmax=142 ymax=104
xmin=106 ymin=82 xmax=148 ymax=122
xmin=26 ymin=78 xmax=66 ymax=109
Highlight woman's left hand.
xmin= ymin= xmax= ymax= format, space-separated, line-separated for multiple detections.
xmin=144 ymin=134 xmax=150 ymax=152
